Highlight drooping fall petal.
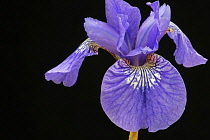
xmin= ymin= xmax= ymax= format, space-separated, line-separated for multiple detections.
xmin=45 ymin=39 xmax=99 ymax=87
xmin=167 ymin=22 xmax=207 ymax=67
xmin=101 ymin=54 xmax=186 ymax=132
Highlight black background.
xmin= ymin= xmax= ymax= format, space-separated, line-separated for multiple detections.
xmin=1 ymin=0 xmax=210 ymax=140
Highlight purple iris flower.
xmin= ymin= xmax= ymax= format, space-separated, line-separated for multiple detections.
xmin=45 ymin=0 xmax=207 ymax=133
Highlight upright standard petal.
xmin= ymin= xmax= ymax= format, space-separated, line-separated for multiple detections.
xmin=101 ymin=54 xmax=186 ymax=132
xmin=45 ymin=39 xmax=99 ymax=87
xmin=167 ymin=22 xmax=208 ymax=67
xmin=116 ymin=14 xmax=130 ymax=56
xmin=84 ymin=17 xmax=128 ymax=57
xmin=127 ymin=1 xmax=171 ymax=56
xmin=105 ymin=0 xmax=141 ymax=49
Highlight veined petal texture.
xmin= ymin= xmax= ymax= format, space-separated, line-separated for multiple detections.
xmin=116 ymin=14 xmax=130 ymax=56
xmin=84 ymin=17 xmax=127 ymax=57
xmin=127 ymin=1 xmax=171 ymax=56
xmin=105 ymin=0 xmax=141 ymax=49
xmin=167 ymin=22 xmax=207 ymax=67
xmin=45 ymin=39 xmax=99 ymax=87
xmin=101 ymin=54 xmax=186 ymax=132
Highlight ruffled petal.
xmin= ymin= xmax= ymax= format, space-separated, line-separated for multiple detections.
xmin=116 ymin=14 xmax=130 ymax=56
xmin=45 ymin=39 xmax=99 ymax=87
xmin=127 ymin=1 xmax=171 ymax=56
xmin=101 ymin=54 xmax=186 ymax=132
xmin=84 ymin=17 xmax=127 ymax=57
xmin=105 ymin=0 xmax=141 ymax=49
xmin=167 ymin=22 xmax=208 ymax=67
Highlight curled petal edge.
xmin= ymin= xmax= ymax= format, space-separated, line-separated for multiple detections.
xmin=45 ymin=39 xmax=99 ymax=87
xmin=105 ymin=0 xmax=141 ymax=49
xmin=167 ymin=22 xmax=208 ymax=67
xmin=128 ymin=1 xmax=171 ymax=57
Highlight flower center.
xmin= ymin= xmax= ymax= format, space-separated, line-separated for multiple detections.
xmin=144 ymin=53 xmax=157 ymax=67
xmin=90 ymin=40 xmax=157 ymax=68
xmin=124 ymin=53 xmax=157 ymax=68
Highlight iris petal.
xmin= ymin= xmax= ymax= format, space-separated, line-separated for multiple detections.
xmin=101 ymin=54 xmax=186 ymax=132
xmin=167 ymin=22 xmax=207 ymax=67
xmin=84 ymin=17 xmax=127 ymax=57
xmin=117 ymin=14 xmax=130 ymax=56
xmin=45 ymin=39 xmax=98 ymax=87
xmin=127 ymin=1 xmax=171 ymax=56
xmin=105 ymin=0 xmax=141 ymax=49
